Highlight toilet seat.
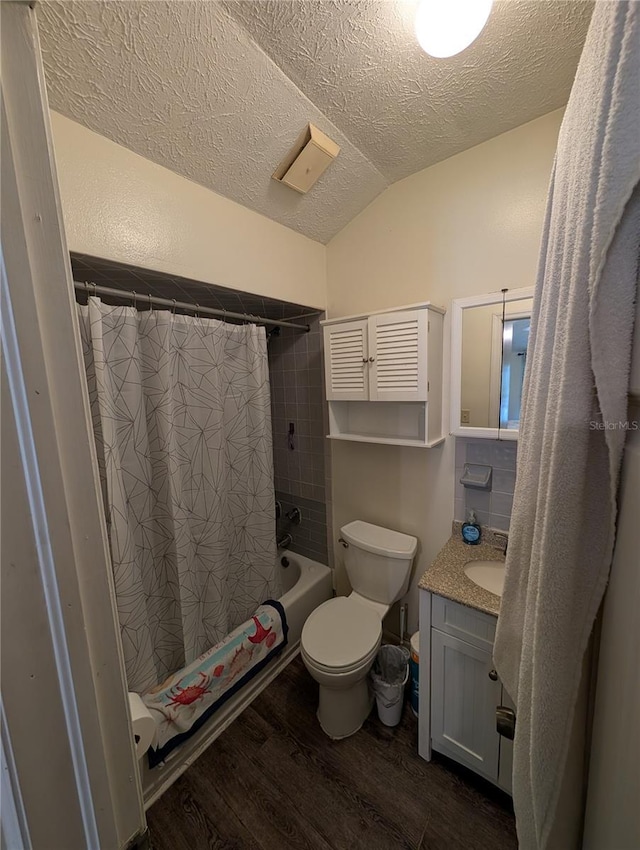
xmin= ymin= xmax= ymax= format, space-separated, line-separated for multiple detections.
xmin=301 ymin=596 xmax=382 ymax=671
xmin=302 ymin=641 xmax=380 ymax=676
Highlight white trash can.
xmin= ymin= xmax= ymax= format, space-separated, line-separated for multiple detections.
xmin=370 ymin=644 xmax=410 ymax=727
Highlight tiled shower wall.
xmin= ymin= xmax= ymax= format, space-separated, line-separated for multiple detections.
xmin=454 ymin=438 xmax=518 ymax=532
xmin=268 ymin=316 xmax=331 ymax=565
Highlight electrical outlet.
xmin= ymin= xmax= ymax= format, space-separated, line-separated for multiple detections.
xmin=461 ymin=409 xmax=471 ymax=424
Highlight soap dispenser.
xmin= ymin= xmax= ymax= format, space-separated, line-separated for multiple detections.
xmin=462 ymin=510 xmax=481 ymax=545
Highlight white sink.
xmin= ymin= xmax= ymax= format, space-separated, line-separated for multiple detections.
xmin=464 ymin=560 xmax=506 ymax=597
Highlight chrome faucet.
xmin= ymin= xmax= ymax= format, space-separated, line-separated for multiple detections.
xmin=277 ymin=532 xmax=293 ymax=550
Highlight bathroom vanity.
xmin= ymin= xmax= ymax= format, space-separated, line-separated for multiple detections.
xmin=418 ymin=528 xmax=513 ymax=794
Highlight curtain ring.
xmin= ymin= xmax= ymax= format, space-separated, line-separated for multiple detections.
xmin=92 ymin=282 xmax=98 ymax=298
xmin=195 ymin=303 xmax=200 ymax=318
xmin=171 ymin=299 xmax=177 ymax=315
xmin=132 ymin=290 xmax=137 ymax=309
xmin=148 ymin=293 xmax=153 ymax=313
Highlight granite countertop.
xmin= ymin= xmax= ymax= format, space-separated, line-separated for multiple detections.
xmin=418 ymin=523 xmax=507 ymax=617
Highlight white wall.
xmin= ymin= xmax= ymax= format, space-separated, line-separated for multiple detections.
xmin=50 ymin=112 xmax=326 ymax=309
xmin=326 ymin=109 xmax=563 ymax=632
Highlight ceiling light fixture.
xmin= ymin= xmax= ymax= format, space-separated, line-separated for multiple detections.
xmin=415 ymin=0 xmax=494 ymax=58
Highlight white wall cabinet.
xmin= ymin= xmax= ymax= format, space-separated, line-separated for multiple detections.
xmin=419 ymin=590 xmax=513 ymax=793
xmin=323 ymin=303 xmax=444 ymax=447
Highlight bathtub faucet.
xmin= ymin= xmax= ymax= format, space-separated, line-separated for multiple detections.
xmin=277 ymin=533 xmax=293 ymax=550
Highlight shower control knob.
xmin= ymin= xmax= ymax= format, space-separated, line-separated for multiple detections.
xmin=286 ymin=507 xmax=302 ymax=524
xmin=488 ymin=669 xmax=498 ymax=681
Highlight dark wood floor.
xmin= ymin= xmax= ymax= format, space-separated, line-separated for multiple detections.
xmin=147 ymin=656 xmax=517 ymax=850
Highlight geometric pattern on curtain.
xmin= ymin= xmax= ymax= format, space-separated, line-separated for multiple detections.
xmin=77 ymin=297 xmax=279 ymax=692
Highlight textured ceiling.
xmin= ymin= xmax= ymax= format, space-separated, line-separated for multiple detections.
xmin=38 ymin=0 xmax=592 ymax=244
xmin=224 ymin=0 xmax=593 ymax=182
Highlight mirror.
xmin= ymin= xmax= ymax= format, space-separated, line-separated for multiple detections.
xmin=500 ymin=313 xmax=531 ymax=429
xmin=451 ymin=288 xmax=534 ymax=439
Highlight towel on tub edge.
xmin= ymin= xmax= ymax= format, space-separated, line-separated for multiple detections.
xmin=143 ymin=600 xmax=288 ymax=767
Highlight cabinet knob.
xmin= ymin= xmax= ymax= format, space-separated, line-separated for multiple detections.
xmin=488 ymin=669 xmax=498 ymax=681
xmin=368 ymin=356 xmax=375 ymax=363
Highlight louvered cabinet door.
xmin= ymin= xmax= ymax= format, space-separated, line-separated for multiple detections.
xmin=368 ymin=310 xmax=428 ymax=401
xmin=323 ymin=319 xmax=369 ymax=400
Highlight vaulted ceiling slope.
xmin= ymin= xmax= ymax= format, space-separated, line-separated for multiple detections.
xmin=38 ymin=1 xmax=592 ymax=244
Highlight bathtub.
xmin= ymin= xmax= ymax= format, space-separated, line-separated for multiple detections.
xmin=278 ymin=550 xmax=334 ymax=644
xmin=141 ymin=550 xmax=333 ymax=807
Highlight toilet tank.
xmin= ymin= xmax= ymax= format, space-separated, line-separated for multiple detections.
xmin=340 ymin=520 xmax=418 ymax=605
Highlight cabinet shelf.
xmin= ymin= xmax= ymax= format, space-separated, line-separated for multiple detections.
xmin=328 ymin=433 xmax=446 ymax=449
xmin=326 ymin=400 xmax=445 ymax=448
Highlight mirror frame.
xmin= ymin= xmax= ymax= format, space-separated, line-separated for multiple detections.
xmin=450 ymin=287 xmax=534 ymax=440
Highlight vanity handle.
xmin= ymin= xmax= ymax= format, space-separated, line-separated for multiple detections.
xmin=368 ymin=356 xmax=375 ymax=363
xmin=496 ymin=706 xmax=516 ymax=740
xmin=488 ymin=669 xmax=498 ymax=681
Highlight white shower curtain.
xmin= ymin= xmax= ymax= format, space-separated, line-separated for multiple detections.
xmin=78 ymin=297 xmax=279 ymax=693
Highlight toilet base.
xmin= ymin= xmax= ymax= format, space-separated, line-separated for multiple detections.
xmin=316 ymin=677 xmax=374 ymax=740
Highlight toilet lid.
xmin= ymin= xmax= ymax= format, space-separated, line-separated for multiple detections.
xmin=302 ymin=597 xmax=382 ymax=669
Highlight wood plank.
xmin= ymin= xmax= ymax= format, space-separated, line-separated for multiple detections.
xmin=147 ymin=771 xmax=255 ymax=850
xmin=242 ymin=709 xmax=415 ymax=849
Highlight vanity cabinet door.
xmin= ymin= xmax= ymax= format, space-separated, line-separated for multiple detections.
xmin=431 ymin=629 xmax=501 ymax=781
xmin=323 ymin=319 xmax=369 ymax=400
xmin=367 ymin=310 xmax=428 ymax=402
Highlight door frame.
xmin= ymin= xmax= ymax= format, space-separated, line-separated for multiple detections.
xmin=1 ymin=3 xmax=145 ymax=847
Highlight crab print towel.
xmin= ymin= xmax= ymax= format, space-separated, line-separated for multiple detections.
xmin=143 ymin=600 xmax=287 ymax=766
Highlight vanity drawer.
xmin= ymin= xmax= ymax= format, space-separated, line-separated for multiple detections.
xmin=431 ymin=594 xmax=496 ymax=650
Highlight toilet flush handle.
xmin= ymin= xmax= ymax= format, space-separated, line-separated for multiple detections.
xmin=338 ymin=537 xmax=349 ymax=548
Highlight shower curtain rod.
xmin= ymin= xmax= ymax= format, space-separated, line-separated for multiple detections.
xmin=74 ymin=281 xmax=312 ymax=331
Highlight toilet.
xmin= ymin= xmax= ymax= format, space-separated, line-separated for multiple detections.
xmin=301 ymin=520 xmax=417 ymax=739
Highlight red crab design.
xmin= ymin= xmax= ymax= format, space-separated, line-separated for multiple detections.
xmin=226 ymin=643 xmax=254 ymax=683
xmin=166 ymin=671 xmax=212 ymax=707
xmin=247 ymin=616 xmax=273 ymax=644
